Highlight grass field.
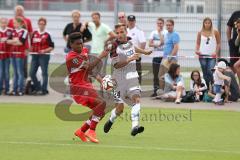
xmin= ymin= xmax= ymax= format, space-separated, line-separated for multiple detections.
xmin=0 ymin=103 xmax=240 ymax=160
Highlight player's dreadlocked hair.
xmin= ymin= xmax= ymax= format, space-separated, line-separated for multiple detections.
xmin=68 ymin=32 xmax=83 ymax=48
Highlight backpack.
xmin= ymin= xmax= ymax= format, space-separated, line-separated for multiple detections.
xmin=181 ymin=91 xmax=195 ymax=103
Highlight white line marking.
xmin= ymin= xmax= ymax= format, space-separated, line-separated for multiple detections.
xmin=0 ymin=141 xmax=240 ymax=155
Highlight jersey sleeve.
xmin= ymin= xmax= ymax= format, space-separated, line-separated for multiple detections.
xmin=26 ymin=18 xmax=33 ymax=34
xmin=47 ymin=33 xmax=55 ymax=48
xmin=66 ymin=54 xmax=86 ymax=74
xmin=110 ymin=43 xmax=120 ymax=66
xmin=19 ymin=30 xmax=28 ymax=44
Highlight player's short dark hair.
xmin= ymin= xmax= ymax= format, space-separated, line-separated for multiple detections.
xmin=114 ymin=23 xmax=126 ymax=30
xmin=68 ymin=32 xmax=83 ymax=45
xmin=166 ymin=19 xmax=174 ymax=25
xmin=157 ymin=17 xmax=164 ymax=23
xmin=91 ymin=12 xmax=101 ymax=18
xmin=38 ymin=17 xmax=47 ymax=25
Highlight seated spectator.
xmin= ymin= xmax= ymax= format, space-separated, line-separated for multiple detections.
xmin=234 ymin=18 xmax=240 ymax=90
xmin=212 ymin=61 xmax=231 ymax=105
xmin=218 ymin=58 xmax=240 ymax=102
xmin=159 ymin=63 xmax=186 ymax=104
xmin=190 ymin=70 xmax=207 ymax=101
xmin=29 ymin=17 xmax=54 ymax=95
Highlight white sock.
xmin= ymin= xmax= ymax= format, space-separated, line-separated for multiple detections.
xmin=109 ymin=108 xmax=118 ymax=123
xmin=215 ymin=93 xmax=222 ymax=102
xmin=86 ymin=120 xmax=91 ymax=125
xmin=92 ymin=115 xmax=100 ymax=122
xmin=131 ymin=103 xmax=141 ymax=129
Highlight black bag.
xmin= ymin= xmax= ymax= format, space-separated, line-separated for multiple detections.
xmin=181 ymin=91 xmax=195 ymax=103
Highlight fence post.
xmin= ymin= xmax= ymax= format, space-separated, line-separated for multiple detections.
xmin=217 ymin=0 xmax=222 ymax=34
xmin=114 ymin=0 xmax=119 ymax=25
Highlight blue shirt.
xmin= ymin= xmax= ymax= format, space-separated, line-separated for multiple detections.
xmin=163 ymin=31 xmax=180 ymax=58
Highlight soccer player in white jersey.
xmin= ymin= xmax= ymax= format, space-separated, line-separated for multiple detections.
xmin=103 ymin=24 xmax=151 ymax=136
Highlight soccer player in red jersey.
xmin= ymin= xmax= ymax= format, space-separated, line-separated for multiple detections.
xmin=7 ymin=17 xmax=28 ymax=96
xmin=66 ymin=32 xmax=109 ymax=143
xmin=30 ymin=17 xmax=54 ymax=95
xmin=0 ymin=18 xmax=12 ymax=95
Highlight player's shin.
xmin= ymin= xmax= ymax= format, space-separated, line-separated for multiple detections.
xmin=109 ymin=108 xmax=118 ymax=123
xmin=131 ymin=103 xmax=141 ymax=129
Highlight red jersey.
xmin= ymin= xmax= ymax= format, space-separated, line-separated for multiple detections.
xmin=0 ymin=27 xmax=12 ymax=59
xmin=11 ymin=28 xmax=28 ymax=59
xmin=30 ymin=30 xmax=54 ymax=54
xmin=8 ymin=17 xmax=32 ymax=49
xmin=66 ymin=48 xmax=98 ymax=106
xmin=66 ymin=48 xmax=89 ymax=85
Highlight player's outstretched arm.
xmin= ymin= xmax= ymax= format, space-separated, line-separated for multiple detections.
xmin=114 ymin=53 xmax=139 ymax=69
xmin=134 ymin=46 xmax=152 ymax=55
xmin=87 ymin=50 xmax=109 ymax=71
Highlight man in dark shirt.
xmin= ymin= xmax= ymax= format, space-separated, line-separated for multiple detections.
xmin=227 ymin=10 xmax=240 ymax=68
xmin=63 ymin=10 xmax=92 ymax=53
xmin=218 ymin=58 xmax=240 ymax=102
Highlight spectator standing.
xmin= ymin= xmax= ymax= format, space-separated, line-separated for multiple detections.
xmin=82 ymin=12 xmax=115 ymax=78
xmin=227 ymin=10 xmax=240 ymax=69
xmin=149 ymin=18 xmax=167 ymax=97
xmin=127 ymin=15 xmax=146 ymax=84
xmin=233 ymin=19 xmax=240 ymax=90
xmin=195 ymin=17 xmax=221 ymax=88
xmin=118 ymin=12 xmax=127 ymax=26
xmin=158 ymin=19 xmax=180 ymax=94
xmin=7 ymin=17 xmax=28 ymax=96
xmin=29 ymin=17 xmax=54 ymax=95
xmin=8 ymin=5 xmax=33 ymax=78
xmin=63 ymin=10 xmax=92 ymax=53
xmin=0 ymin=18 xmax=12 ymax=95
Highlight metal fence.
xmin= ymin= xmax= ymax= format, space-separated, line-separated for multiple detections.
xmin=0 ymin=0 xmax=239 ymax=66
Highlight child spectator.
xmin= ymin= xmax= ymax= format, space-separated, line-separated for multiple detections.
xmin=212 ymin=61 xmax=231 ymax=105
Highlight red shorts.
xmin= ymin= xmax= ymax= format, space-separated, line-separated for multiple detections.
xmin=71 ymin=83 xmax=98 ymax=109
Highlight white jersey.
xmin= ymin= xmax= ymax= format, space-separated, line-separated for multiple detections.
xmin=110 ymin=38 xmax=141 ymax=104
xmin=111 ymin=38 xmax=138 ymax=83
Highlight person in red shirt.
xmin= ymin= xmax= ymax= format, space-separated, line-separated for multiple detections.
xmin=8 ymin=5 xmax=33 ymax=78
xmin=30 ymin=17 xmax=54 ymax=95
xmin=0 ymin=18 xmax=12 ymax=95
xmin=66 ymin=32 xmax=109 ymax=143
xmin=7 ymin=17 xmax=28 ymax=96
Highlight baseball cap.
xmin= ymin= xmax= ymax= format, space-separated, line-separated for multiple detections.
xmin=127 ymin=15 xmax=136 ymax=21
xmin=217 ymin=61 xmax=227 ymax=69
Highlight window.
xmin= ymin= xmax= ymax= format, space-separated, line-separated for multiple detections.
xmin=196 ymin=5 xmax=204 ymax=13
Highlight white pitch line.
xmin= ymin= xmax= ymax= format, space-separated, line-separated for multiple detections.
xmin=0 ymin=141 xmax=240 ymax=155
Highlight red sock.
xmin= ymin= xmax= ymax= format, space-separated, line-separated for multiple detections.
xmin=90 ymin=120 xmax=98 ymax=130
xmin=80 ymin=121 xmax=90 ymax=133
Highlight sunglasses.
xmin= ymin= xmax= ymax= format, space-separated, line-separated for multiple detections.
xmin=118 ymin=16 xmax=125 ymax=19
xmin=206 ymin=37 xmax=210 ymax=45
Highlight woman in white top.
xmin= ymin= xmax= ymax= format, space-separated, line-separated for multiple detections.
xmin=195 ymin=17 xmax=221 ymax=89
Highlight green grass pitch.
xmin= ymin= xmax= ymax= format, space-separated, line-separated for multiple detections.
xmin=0 ymin=103 xmax=240 ymax=160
